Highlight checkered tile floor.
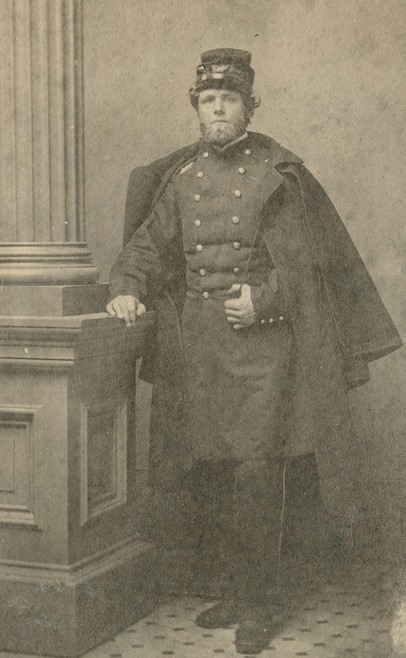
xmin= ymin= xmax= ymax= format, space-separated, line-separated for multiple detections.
xmin=84 ymin=590 xmax=391 ymax=657
xmin=0 ymin=560 xmax=402 ymax=658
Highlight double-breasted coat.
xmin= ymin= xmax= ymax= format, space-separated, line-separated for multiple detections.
xmin=109 ymin=132 xmax=402 ymax=519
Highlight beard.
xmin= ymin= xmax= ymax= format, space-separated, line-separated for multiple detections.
xmin=201 ymin=117 xmax=248 ymax=146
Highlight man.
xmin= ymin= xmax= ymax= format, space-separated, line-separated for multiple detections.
xmin=107 ymin=49 xmax=402 ymax=654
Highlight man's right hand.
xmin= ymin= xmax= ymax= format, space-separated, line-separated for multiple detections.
xmin=106 ymin=295 xmax=146 ymax=328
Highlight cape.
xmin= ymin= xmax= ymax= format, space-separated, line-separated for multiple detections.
xmin=121 ymin=132 xmax=402 ymax=386
xmin=115 ymin=131 xmax=402 ymax=518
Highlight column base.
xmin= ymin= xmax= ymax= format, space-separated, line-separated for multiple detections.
xmin=0 ymin=243 xmax=100 ymax=285
xmin=0 ymin=538 xmax=157 ymax=657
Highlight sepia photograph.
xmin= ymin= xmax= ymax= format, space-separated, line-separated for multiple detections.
xmin=0 ymin=1 xmax=405 ymax=657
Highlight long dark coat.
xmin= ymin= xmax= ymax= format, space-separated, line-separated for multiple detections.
xmin=110 ymin=132 xmax=402 ymax=519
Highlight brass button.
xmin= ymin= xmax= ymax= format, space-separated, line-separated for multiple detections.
xmin=244 ymin=148 xmax=251 ymax=156
xmin=203 ymin=151 xmax=209 ymax=158
xmin=196 ymin=244 xmax=204 ymax=252
xmin=279 ymin=315 xmax=284 ymax=321
xmin=260 ymin=319 xmax=266 ymax=325
xmin=234 ymin=189 xmax=242 ymax=198
xmin=202 ymin=291 xmax=209 ymax=299
xmin=233 ymin=267 xmax=240 ymax=274
xmin=194 ymin=194 xmax=201 ymax=202
xmin=238 ymin=167 xmax=246 ymax=174
xmin=269 ymin=318 xmax=274 ymax=323
xmin=194 ymin=219 xmax=201 ymax=227
xmin=233 ymin=242 xmax=241 ymax=250
xmin=232 ymin=215 xmax=240 ymax=224
xmin=197 ymin=171 xmax=204 ymax=178
xmin=199 ymin=268 xmax=206 ymax=276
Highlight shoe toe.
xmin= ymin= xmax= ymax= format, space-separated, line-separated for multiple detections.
xmin=235 ymin=619 xmax=271 ymax=655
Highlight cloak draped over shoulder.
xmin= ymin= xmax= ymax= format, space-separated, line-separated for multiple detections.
xmin=110 ymin=132 xmax=402 ymax=518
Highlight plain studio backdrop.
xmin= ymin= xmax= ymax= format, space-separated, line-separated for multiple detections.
xmin=83 ymin=0 xmax=405 ymax=560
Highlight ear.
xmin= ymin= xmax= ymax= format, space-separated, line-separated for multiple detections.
xmin=246 ymin=109 xmax=254 ymax=124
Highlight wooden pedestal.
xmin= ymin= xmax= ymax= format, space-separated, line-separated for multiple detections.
xmin=0 ymin=312 xmax=157 ymax=657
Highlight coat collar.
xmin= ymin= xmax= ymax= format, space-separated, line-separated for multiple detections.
xmin=151 ymin=131 xmax=302 ymax=207
xmin=199 ymin=131 xmax=249 ymax=155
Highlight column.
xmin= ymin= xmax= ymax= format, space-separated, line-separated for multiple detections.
xmin=0 ymin=2 xmax=157 ymax=655
xmin=0 ymin=0 xmax=103 ymax=313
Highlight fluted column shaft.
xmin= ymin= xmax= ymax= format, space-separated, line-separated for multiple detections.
xmin=0 ymin=0 xmax=98 ymax=285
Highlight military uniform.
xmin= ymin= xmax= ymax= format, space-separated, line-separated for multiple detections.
xmin=176 ymin=135 xmax=299 ymax=463
xmin=181 ymin=135 xmax=298 ymax=609
xmin=108 ymin=49 xmax=402 ymax=653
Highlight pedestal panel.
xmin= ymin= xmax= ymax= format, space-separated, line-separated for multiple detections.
xmin=0 ymin=405 xmax=43 ymax=528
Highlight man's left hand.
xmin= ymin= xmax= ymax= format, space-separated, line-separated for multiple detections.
xmin=224 ymin=283 xmax=256 ymax=330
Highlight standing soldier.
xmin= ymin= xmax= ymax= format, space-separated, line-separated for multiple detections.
xmin=107 ymin=49 xmax=402 ymax=654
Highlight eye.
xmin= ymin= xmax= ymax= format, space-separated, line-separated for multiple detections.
xmin=200 ymin=95 xmax=214 ymax=104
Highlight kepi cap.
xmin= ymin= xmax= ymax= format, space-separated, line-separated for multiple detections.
xmin=190 ymin=48 xmax=255 ymax=101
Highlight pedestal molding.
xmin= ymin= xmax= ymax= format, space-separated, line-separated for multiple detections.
xmin=0 ymin=540 xmax=157 ymax=657
xmin=0 ymin=359 xmax=78 ymax=371
xmin=0 ymin=536 xmax=152 ymax=584
xmin=0 ymin=313 xmax=155 ymax=365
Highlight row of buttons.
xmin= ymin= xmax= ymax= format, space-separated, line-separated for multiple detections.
xmin=194 ymin=190 xmax=242 ymax=201
xmin=260 ymin=316 xmax=284 ymax=324
xmin=195 ymin=166 xmax=246 ymax=179
xmin=196 ymin=242 xmax=241 ymax=252
xmin=194 ymin=216 xmax=240 ymax=227
xmin=198 ymin=266 xmax=241 ymax=277
xmin=199 ymin=291 xmax=285 ymax=327
xmin=202 ymin=148 xmax=252 ymax=158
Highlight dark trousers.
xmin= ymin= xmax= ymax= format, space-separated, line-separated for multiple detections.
xmin=187 ymin=459 xmax=284 ymax=611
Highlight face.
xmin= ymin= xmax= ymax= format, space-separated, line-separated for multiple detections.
xmin=197 ymin=89 xmax=250 ymax=146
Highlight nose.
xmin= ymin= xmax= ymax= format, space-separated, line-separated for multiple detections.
xmin=213 ymin=97 xmax=225 ymax=114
